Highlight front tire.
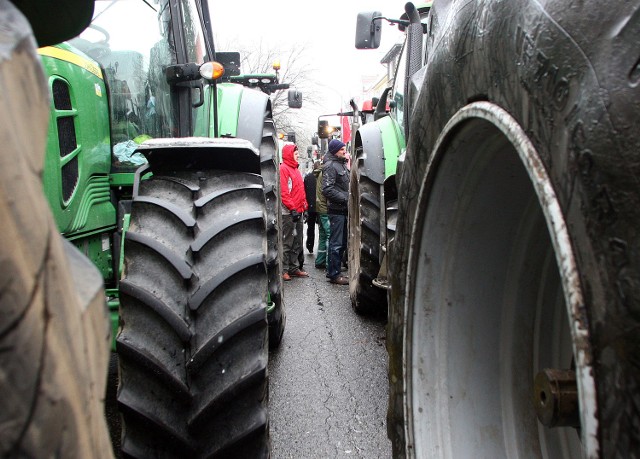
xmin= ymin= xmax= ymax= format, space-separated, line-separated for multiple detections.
xmin=348 ymin=152 xmax=387 ymax=315
xmin=118 ymin=170 xmax=269 ymax=458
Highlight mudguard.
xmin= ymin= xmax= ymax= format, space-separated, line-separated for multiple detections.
xmin=356 ymin=122 xmax=385 ymax=185
xmin=237 ymin=86 xmax=270 ymax=151
xmin=134 ymin=137 xmax=261 ymax=177
xmin=355 ymin=115 xmax=405 ymax=185
xmin=208 ymin=82 xmax=270 ymax=153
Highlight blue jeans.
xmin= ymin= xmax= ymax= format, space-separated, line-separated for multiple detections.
xmin=327 ymin=214 xmax=347 ymax=279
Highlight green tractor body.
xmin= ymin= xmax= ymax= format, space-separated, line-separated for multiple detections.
xmin=40 ymin=0 xmax=297 ymax=455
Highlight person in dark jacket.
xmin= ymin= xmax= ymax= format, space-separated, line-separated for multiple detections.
xmin=280 ymin=143 xmax=309 ymax=280
xmin=303 ymin=161 xmax=320 ymax=253
xmin=321 ymin=139 xmax=349 ymax=285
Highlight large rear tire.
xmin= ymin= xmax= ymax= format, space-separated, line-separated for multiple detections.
xmin=388 ymin=1 xmax=640 ymax=457
xmin=118 ymin=170 xmax=269 ymax=458
xmin=0 ymin=22 xmax=112 ymax=458
xmin=348 ymin=152 xmax=387 ymax=315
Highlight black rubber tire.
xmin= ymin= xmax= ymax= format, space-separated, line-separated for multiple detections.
xmin=0 ymin=30 xmax=113 ymax=458
xmin=260 ymin=118 xmax=286 ymax=349
xmin=388 ymin=1 xmax=640 ymax=457
xmin=118 ymin=170 xmax=269 ymax=458
xmin=348 ymin=153 xmax=387 ymax=315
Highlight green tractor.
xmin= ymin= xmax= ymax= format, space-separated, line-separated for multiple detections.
xmin=355 ymin=1 xmax=640 ymax=458
xmin=40 ymin=0 xmax=300 ymax=456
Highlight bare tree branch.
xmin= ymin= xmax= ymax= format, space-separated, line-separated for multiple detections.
xmin=214 ymin=38 xmax=325 ymax=160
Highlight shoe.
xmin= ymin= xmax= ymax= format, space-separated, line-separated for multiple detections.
xmin=314 ymin=264 xmax=326 ymax=269
xmin=290 ymin=269 xmax=309 ymax=278
xmin=306 ymin=241 xmax=314 ymax=253
xmin=283 ymin=272 xmax=292 ymax=281
xmin=329 ymin=276 xmax=349 ymax=285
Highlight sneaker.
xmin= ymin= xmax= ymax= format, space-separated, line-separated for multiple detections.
xmin=283 ymin=272 xmax=292 ymax=281
xmin=290 ymin=269 xmax=309 ymax=278
xmin=329 ymin=275 xmax=349 ymax=285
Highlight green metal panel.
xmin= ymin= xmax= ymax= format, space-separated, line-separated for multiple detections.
xmin=70 ymin=230 xmax=114 ymax=282
xmin=105 ymin=288 xmax=120 ymax=352
xmin=40 ymin=43 xmax=116 ymax=238
xmin=193 ymin=82 xmax=244 ymax=138
xmin=377 ymin=115 xmax=407 ymax=179
xmin=216 ymin=83 xmax=243 ymax=136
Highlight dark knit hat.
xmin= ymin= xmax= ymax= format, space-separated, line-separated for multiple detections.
xmin=328 ymin=139 xmax=346 ymax=155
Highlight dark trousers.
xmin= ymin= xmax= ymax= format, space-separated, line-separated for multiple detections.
xmin=306 ymin=212 xmax=317 ymax=251
xmin=327 ymin=214 xmax=347 ymax=279
xmin=283 ymin=214 xmax=303 ymax=273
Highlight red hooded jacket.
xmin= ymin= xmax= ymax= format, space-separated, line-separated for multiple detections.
xmin=280 ymin=144 xmax=308 ymax=214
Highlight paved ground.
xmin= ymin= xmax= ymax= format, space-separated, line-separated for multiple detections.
xmin=269 ymin=245 xmax=391 ymax=459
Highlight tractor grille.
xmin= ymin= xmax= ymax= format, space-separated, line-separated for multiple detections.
xmin=57 ymin=116 xmax=77 ymax=157
xmin=52 ymin=79 xmax=79 ymax=202
xmin=61 ymin=155 xmax=79 ymax=202
xmin=52 ymin=79 xmax=72 ymax=110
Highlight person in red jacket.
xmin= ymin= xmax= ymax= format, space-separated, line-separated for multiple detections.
xmin=280 ymin=143 xmax=309 ymax=280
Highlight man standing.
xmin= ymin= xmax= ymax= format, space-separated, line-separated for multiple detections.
xmin=280 ymin=144 xmax=309 ymax=280
xmin=321 ymin=139 xmax=349 ymax=285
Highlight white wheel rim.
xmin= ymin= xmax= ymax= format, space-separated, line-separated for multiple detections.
xmin=404 ymin=102 xmax=598 ymax=458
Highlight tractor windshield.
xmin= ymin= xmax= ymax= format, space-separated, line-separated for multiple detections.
xmin=70 ymin=0 xmax=208 ymax=144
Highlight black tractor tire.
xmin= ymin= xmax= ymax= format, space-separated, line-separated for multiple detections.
xmin=260 ymin=118 xmax=286 ymax=349
xmin=118 ymin=170 xmax=269 ymax=458
xmin=348 ymin=152 xmax=387 ymax=315
xmin=0 ymin=26 xmax=113 ymax=458
xmin=388 ymin=1 xmax=640 ymax=458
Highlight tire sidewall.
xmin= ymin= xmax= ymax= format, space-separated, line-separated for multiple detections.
xmin=390 ymin=0 xmax=640 ymax=456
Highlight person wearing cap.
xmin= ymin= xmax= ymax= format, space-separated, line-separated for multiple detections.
xmin=321 ymin=139 xmax=350 ymax=285
xmin=280 ymin=143 xmax=309 ymax=280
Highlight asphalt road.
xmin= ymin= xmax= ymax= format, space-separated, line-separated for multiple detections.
xmin=269 ymin=244 xmax=391 ymax=458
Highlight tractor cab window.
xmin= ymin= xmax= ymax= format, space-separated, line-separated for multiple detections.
xmin=183 ymin=0 xmax=207 ymax=64
xmin=391 ymin=38 xmax=408 ymax=130
xmin=70 ymin=0 xmax=177 ymax=146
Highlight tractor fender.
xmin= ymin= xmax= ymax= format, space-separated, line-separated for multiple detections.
xmin=355 ymin=122 xmax=385 ymax=185
xmin=236 ymin=87 xmax=270 ymax=151
xmin=356 ymin=116 xmax=405 ymax=185
xmin=133 ymin=137 xmax=260 ymax=180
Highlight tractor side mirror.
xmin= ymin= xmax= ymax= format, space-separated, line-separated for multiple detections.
xmin=288 ymin=89 xmax=302 ymax=108
xmin=355 ymin=11 xmax=382 ymax=49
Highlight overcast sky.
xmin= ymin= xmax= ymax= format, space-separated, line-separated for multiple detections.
xmin=208 ymin=0 xmax=409 ymax=134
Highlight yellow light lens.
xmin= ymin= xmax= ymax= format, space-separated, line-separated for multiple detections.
xmin=273 ymin=60 xmax=281 ymax=71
